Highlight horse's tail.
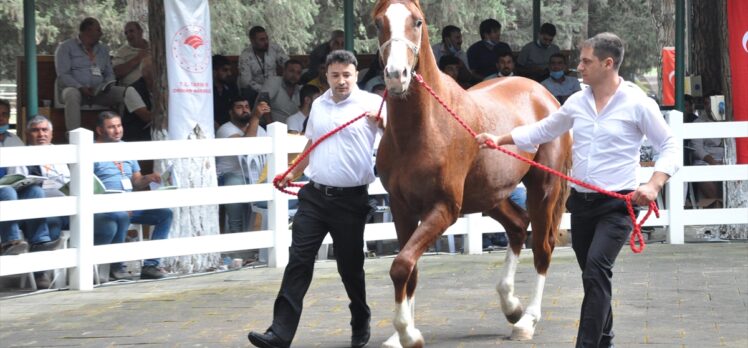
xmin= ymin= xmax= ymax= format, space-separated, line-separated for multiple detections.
xmin=550 ymin=133 xmax=573 ymax=242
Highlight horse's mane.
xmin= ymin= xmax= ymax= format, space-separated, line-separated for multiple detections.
xmin=372 ymin=0 xmax=422 ymax=17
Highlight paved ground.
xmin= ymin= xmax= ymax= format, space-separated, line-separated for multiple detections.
xmin=0 ymin=243 xmax=746 ymax=347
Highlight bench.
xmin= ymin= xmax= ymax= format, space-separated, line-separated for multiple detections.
xmin=16 ymin=54 xmax=377 ymax=144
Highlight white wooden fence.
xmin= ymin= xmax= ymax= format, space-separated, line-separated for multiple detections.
xmin=1 ymin=112 xmax=746 ymax=291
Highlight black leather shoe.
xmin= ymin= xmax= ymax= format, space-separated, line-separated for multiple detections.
xmin=351 ymin=326 xmax=370 ymax=348
xmin=248 ymin=330 xmax=289 ymax=348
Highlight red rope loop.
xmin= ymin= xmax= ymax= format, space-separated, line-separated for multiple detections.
xmin=272 ymin=92 xmax=388 ymax=196
xmin=413 ymin=73 xmax=658 ymax=253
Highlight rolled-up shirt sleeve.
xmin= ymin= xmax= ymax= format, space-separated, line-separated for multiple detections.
xmin=511 ymin=106 xmax=573 ymax=153
xmin=641 ymin=103 xmax=680 ymax=176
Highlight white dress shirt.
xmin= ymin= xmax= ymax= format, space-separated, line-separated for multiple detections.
xmin=304 ymin=86 xmax=385 ymax=187
xmin=511 ymin=77 xmax=679 ymax=192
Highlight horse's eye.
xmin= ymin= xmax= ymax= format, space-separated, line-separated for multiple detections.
xmin=415 ymin=19 xmax=423 ymax=28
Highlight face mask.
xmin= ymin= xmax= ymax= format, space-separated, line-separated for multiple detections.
xmin=550 ymin=70 xmax=565 ymax=80
xmin=0 ymin=124 xmax=8 ymax=134
xmin=447 ymin=45 xmax=459 ymax=54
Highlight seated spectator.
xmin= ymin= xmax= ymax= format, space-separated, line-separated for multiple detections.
xmin=483 ymin=51 xmax=516 ymax=80
xmin=432 ymin=25 xmax=469 ymax=69
xmin=0 ymin=99 xmax=23 ymax=147
xmin=308 ymin=64 xmax=330 ymax=93
xmin=94 ymin=111 xmax=173 ymax=280
xmin=213 ymin=54 xmax=240 ymax=129
xmin=4 ymin=115 xmax=68 ymax=287
xmin=113 ymin=21 xmax=153 ymax=141
xmin=689 ymin=105 xmax=725 ymax=208
xmin=540 ymin=53 xmax=581 ymax=104
xmin=260 ymin=59 xmax=303 ymax=125
xmin=358 ymin=49 xmax=383 ymax=90
xmin=238 ymin=26 xmax=289 ymax=106
xmin=55 ymin=17 xmax=128 ymax=132
xmin=438 ymin=55 xmax=471 ymax=89
xmin=302 ymin=30 xmax=345 ymax=84
xmin=517 ymin=22 xmax=560 ymax=82
xmin=287 ymin=85 xmax=321 ymax=135
xmin=216 ymin=96 xmax=269 ymax=232
xmin=466 ymin=19 xmax=512 ymax=79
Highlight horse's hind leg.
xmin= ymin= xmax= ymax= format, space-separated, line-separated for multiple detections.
xmin=509 ymin=165 xmax=566 ymax=340
xmin=486 ymin=199 xmax=530 ymax=326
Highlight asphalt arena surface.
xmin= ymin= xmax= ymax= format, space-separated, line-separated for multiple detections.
xmin=1 ymin=243 xmax=747 ymax=347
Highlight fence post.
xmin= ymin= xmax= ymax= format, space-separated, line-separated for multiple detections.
xmin=465 ymin=213 xmax=483 ymax=255
xmin=68 ymin=128 xmax=95 ymax=290
xmin=267 ymin=123 xmax=290 ymax=268
xmin=667 ymin=110 xmax=685 ymax=244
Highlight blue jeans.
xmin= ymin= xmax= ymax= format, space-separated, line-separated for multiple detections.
xmin=219 ymin=172 xmax=249 ymax=233
xmin=94 ymin=211 xmax=129 ymax=271
xmin=483 ymin=187 xmax=527 ymax=248
xmin=130 ymin=208 xmax=173 ymax=267
xmin=0 ymin=185 xmax=52 ymax=245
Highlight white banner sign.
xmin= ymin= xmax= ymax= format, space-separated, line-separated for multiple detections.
xmin=165 ymin=0 xmax=213 ymax=140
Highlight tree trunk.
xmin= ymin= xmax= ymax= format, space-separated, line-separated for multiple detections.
xmin=690 ymin=0 xmax=723 ymax=96
xmin=148 ymin=0 xmax=221 ymax=272
xmin=717 ymin=0 xmax=747 ymax=239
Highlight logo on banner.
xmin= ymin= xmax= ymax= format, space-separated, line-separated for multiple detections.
xmin=171 ymin=25 xmax=210 ymax=73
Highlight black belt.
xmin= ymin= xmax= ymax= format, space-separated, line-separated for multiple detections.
xmin=571 ymin=188 xmax=633 ymax=201
xmin=309 ymin=180 xmax=367 ymax=197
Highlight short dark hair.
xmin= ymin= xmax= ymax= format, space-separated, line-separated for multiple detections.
xmin=549 ymin=52 xmax=566 ymax=64
xmin=229 ymin=95 xmax=250 ymax=107
xmin=284 ymin=59 xmax=303 ymax=70
xmin=300 ymin=84 xmax=321 ymax=104
xmin=497 ymin=51 xmax=514 ymax=62
xmin=0 ymin=98 xmax=9 ymax=110
xmin=125 ymin=21 xmax=143 ymax=31
xmin=96 ymin=111 xmax=121 ymax=127
xmin=79 ymin=17 xmax=99 ymax=32
xmin=249 ymin=26 xmax=266 ymax=40
xmin=582 ymin=32 xmax=625 ymax=70
xmin=441 ymin=25 xmax=460 ymax=42
xmin=325 ymin=50 xmax=357 ymax=69
xmin=540 ymin=23 xmax=557 ymax=36
xmin=212 ymin=54 xmax=231 ymax=71
xmin=438 ymin=55 xmax=461 ymax=71
xmin=479 ymin=19 xmax=501 ymax=39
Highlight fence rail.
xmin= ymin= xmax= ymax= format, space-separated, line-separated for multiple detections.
xmin=0 ymin=113 xmax=746 ymax=290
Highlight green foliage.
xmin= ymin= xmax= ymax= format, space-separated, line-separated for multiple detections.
xmin=1 ymin=0 xmax=658 ymax=84
xmin=589 ymin=0 xmax=659 ymax=79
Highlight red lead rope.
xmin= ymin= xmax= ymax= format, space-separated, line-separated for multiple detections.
xmin=412 ymin=73 xmax=657 ymax=253
xmin=272 ymin=92 xmax=388 ymax=196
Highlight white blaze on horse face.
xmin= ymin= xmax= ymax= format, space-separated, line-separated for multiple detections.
xmin=384 ymin=4 xmax=418 ymax=94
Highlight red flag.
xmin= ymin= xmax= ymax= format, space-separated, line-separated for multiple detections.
xmin=661 ymin=47 xmax=675 ymax=107
xmin=728 ymin=0 xmax=748 ymax=164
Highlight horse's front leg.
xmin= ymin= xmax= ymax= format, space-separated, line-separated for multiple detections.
xmin=385 ymin=203 xmax=457 ymax=348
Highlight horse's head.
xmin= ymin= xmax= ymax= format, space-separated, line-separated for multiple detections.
xmin=373 ymin=0 xmax=425 ymax=97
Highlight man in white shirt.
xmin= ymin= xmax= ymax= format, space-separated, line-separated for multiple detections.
xmin=287 ymin=84 xmax=321 ymax=134
xmin=238 ymin=26 xmax=289 ymax=104
xmin=260 ymin=59 xmax=303 ymax=125
xmin=476 ymin=32 xmax=678 ymax=348
xmin=541 ymin=53 xmax=582 ymax=104
xmin=216 ymin=96 xmax=270 ymax=233
xmin=249 ymin=50 xmax=384 ymax=348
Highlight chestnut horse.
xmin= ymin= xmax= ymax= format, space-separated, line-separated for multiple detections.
xmin=372 ymin=1 xmax=572 ymax=346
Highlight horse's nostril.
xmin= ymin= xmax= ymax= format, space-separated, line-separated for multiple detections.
xmin=402 ymin=68 xmax=408 ymax=77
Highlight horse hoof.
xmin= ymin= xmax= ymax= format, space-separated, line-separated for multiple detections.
xmin=510 ymin=325 xmax=535 ymax=341
xmin=382 ymin=333 xmax=402 ymax=348
xmin=504 ymin=305 xmax=524 ymax=324
xmin=400 ymin=328 xmax=424 ymax=348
